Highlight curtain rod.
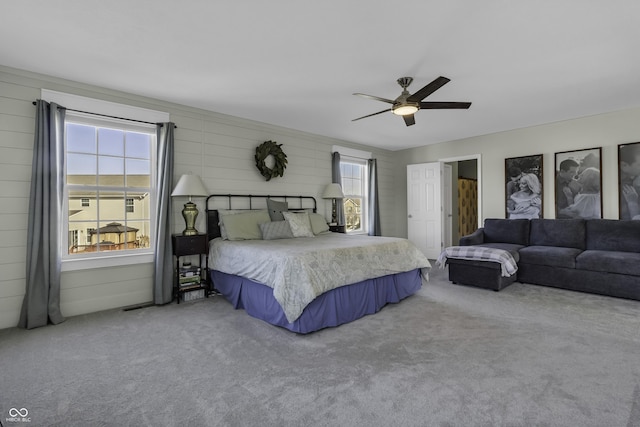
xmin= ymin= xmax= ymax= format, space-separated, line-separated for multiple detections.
xmin=32 ymin=101 xmax=177 ymax=128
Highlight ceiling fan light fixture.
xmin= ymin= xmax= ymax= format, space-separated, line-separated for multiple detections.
xmin=392 ymin=104 xmax=418 ymax=116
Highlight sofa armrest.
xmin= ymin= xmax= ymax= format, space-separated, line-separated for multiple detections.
xmin=459 ymin=227 xmax=485 ymax=246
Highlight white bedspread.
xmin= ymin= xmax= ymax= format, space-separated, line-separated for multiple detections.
xmin=208 ymin=233 xmax=431 ymax=323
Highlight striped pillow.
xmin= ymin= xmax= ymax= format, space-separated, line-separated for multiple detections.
xmin=259 ymin=220 xmax=294 ymax=240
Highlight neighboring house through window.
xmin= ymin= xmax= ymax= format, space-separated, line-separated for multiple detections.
xmin=65 ymin=113 xmax=154 ymax=255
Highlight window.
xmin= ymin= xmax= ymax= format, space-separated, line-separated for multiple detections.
xmin=68 ymin=230 xmax=78 ymax=248
xmin=64 ymin=113 xmax=155 ymax=257
xmin=86 ymin=228 xmax=95 ymax=244
xmin=340 ymin=157 xmax=368 ymax=233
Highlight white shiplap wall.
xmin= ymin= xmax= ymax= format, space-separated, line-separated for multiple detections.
xmin=0 ymin=66 xmax=396 ymax=330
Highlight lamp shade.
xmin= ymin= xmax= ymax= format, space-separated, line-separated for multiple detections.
xmin=171 ymin=174 xmax=208 ymax=198
xmin=322 ymin=183 xmax=344 ymax=199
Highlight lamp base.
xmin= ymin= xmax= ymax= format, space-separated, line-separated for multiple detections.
xmin=181 ymin=201 xmax=200 ymax=236
xmin=331 ymin=198 xmax=338 ymax=225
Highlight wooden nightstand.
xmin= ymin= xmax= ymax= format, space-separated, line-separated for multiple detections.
xmin=172 ymin=234 xmax=209 ymax=303
xmin=329 ymin=224 xmax=346 ymax=234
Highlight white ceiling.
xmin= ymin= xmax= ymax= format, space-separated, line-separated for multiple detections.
xmin=3 ymin=1 xmax=640 ymax=151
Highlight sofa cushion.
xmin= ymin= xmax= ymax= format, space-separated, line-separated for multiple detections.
xmin=576 ymin=250 xmax=640 ymax=276
xmin=519 ymin=246 xmax=583 ymax=269
xmin=586 ymin=219 xmax=640 ymax=252
xmin=483 ymin=219 xmax=530 ymax=246
xmin=529 ymin=219 xmax=585 ymax=249
xmin=475 ymin=243 xmax=523 ymax=262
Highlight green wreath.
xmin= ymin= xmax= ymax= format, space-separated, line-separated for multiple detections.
xmin=255 ymin=140 xmax=287 ymax=181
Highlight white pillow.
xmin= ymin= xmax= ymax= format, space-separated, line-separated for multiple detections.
xmin=308 ymin=213 xmax=330 ymax=235
xmin=282 ymin=211 xmax=315 ymax=237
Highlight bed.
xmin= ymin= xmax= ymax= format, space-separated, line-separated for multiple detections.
xmin=205 ymin=194 xmax=431 ymax=333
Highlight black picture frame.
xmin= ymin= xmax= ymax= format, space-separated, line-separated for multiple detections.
xmin=618 ymin=142 xmax=640 ymax=220
xmin=505 ymin=154 xmax=543 ymax=219
xmin=554 ymin=147 xmax=602 ymax=219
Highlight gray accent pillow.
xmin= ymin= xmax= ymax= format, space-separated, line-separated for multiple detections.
xmin=259 ymin=220 xmax=294 ymax=240
xmin=267 ymin=199 xmax=289 ymax=221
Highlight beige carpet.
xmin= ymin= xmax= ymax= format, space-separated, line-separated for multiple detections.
xmin=1 ymin=266 xmax=639 ymax=427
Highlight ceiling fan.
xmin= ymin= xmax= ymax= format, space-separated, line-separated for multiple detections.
xmin=352 ymin=76 xmax=471 ymax=126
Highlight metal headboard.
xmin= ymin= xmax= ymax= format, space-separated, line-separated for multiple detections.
xmin=205 ymin=194 xmax=318 ymax=241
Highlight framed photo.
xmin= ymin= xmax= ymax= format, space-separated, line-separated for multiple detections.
xmin=505 ymin=154 xmax=543 ymax=219
xmin=618 ymin=142 xmax=640 ymax=220
xmin=554 ymin=147 xmax=602 ymax=219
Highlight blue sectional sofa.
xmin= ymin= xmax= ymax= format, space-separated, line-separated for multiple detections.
xmin=448 ymin=218 xmax=640 ymax=300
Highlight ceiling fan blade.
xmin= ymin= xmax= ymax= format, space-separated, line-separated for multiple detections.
xmin=403 ymin=114 xmax=416 ymax=126
xmin=419 ymin=101 xmax=472 ymax=109
xmin=407 ymin=76 xmax=450 ymax=102
xmin=352 ymin=109 xmax=392 ymax=122
xmin=353 ymin=93 xmax=395 ymax=104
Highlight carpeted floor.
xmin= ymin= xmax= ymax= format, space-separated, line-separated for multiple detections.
xmin=1 ymin=266 xmax=639 ymax=427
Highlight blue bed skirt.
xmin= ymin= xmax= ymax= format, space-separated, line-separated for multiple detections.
xmin=210 ymin=269 xmax=423 ymax=334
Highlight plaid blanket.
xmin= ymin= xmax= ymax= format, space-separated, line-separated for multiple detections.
xmin=436 ymin=246 xmax=518 ymax=277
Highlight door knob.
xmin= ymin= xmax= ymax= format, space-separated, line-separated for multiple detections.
xmin=408 ymin=214 xmax=412 ymax=218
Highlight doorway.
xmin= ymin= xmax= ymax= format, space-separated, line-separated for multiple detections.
xmin=441 ymin=154 xmax=482 ymax=246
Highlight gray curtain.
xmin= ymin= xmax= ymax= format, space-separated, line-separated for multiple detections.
xmin=331 ymin=152 xmax=345 ymax=226
xmin=368 ymin=158 xmax=381 ymax=236
xmin=19 ymin=100 xmax=66 ymax=329
xmin=153 ymin=123 xmax=175 ymax=304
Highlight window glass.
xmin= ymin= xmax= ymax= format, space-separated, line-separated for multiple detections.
xmin=126 ymin=132 xmax=151 ymax=158
xmin=67 ymin=153 xmax=97 ymax=182
xmin=65 ymin=116 xmax=154 ymax=257
xmin=340 ymin=158 xmax=368 ymax=233
xmin=66 ymin=123 xmax=96 ymax=153
xmin=98 ymin=128 xmax=125 ymax=156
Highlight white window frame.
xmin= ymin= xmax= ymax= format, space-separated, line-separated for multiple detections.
xmin=340 ymin=156 xmax=369 ymax=235
xmin=42 ymin=90 xmax=169 ymax=271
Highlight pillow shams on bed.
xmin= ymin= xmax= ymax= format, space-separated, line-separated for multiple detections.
xmin=259 ymin=220 xmax=294 ymax=240
xmin=282 ymin=211 xmax=315 ymax=237
xmin=266 ymin=199 xmax=289 ymax=221
xmin=220 ymin=210 xmax=271 ymax=240
xmin=308 ymin=213 xmax=330 ymax=235
xmin=217 ymin=209 xmax=250 ymax=240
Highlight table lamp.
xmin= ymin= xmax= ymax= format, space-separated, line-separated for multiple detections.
xmin=322 ymin=183 xmax=344 ymax=225
xmin=171 ymin=174 xmax=208 ymax=235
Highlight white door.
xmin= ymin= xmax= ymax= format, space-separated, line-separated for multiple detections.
xmin=407 ymin=162 xmax=443 ymax=259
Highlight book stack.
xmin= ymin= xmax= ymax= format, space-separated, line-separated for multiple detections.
xmin=179 ymin=263 xmax=204 ymax=301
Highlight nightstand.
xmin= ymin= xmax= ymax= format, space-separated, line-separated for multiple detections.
xmin=329 ymin=224 xmax=346 ymax=234
xmin=172 ymin=234 xmax=209 ymax=303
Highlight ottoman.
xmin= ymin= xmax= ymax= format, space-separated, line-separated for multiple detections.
xmin=446 ymin=258 xmax=517 ymax=291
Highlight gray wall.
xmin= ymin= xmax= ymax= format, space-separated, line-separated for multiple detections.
xmin=0 ymin=66 xmax=396 ymax=329
xmin=3 ymin=62 xmax=640 ymax=329
xmin=393 ymin=107 xmax=640 ymax=239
